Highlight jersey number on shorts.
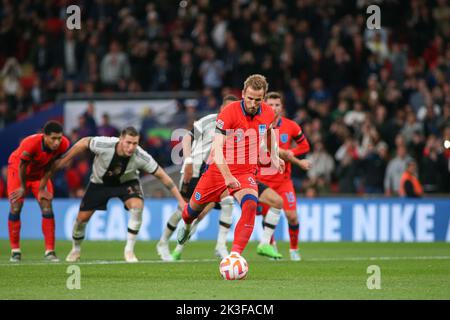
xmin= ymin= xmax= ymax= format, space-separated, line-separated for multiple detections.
xmin=285 ymin=192 xmax=295 ymax=203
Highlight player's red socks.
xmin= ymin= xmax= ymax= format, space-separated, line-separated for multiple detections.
xmin=288 ymin=223 xmax=299 ymax=250
xmin=42 ymin=213 xmax=55 ymax=251
xmin=182 ymin=203 xmax=201 ymax=225
xmin=231 ymin=194 xmax=258 ymax=254
xmin=8 ymin=212 xmax=21 ymax=250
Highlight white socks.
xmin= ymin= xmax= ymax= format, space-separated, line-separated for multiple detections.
xmin=72 ymin=220 xmax=87 ymax=251
xmin=216 ymin=196 xmax=234 ymax=249
xmin=160 ymin=207 xmax=182 ymax=243
xmin=260 ymin=207 xmax=281 ymax=245
xmin=125 ymin=208 xmax=143 ymax=252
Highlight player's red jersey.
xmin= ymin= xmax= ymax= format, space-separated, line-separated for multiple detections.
xmin=213 ymin=100 xmax=276 ymax=175
xmin=257 ymin=116 xmax=309 ymax=184
xmin=192 ymin=100 xmax=276 ymax=205
xmin=8 ymin=133 xmax=70 ymax=180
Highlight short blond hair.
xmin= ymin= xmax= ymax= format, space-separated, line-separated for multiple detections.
xmin=243 ymin=74 xmax=268 ymax=94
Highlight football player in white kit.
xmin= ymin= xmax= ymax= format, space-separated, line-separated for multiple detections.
xmin=157 ymin=95 xmax=285 ymax=261
xmin=40 ymin=127 xmax=185 ymax=262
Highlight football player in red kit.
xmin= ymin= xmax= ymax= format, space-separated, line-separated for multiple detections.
xmin=178 ymin=74 xmax=285 ymax=257
xmin=257 ymin=91 xmax=311 ymax=261
xmin=7 ymin=121 xmax=70 ymax=262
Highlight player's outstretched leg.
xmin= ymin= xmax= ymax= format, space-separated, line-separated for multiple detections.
xmin=124 ymin=207 xmax=143 ymax=263
xmin=157 ymin=206 xmax=182 ymax=261
xmin=215 ymin=196 xmax=234 ymax=259
xmin=171 ymin=219 xmax=199 ymax=260
xmin=66 ymin=218 xmax=87 ymax=262
xmin=66 ymin=210 xmax=93 ymax=262
xmin=178 ymin=202 xmax=203 ymax=245
xmin=173 ymin=202 xmax=215 ymax=260
xmin=256 ymin=188 xmax=283 ymax=259
xmin=257 ymin=207 xmax=283 ymax=259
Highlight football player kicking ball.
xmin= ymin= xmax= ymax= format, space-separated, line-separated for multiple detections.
xmin=7 ymin=121 xmax=70 ymax=262
xmin=157 ymin=95 xmax=284 ymax=261
xmin=256 ymin=92 xmax=312 ymax=261
xmin=157 ymin=95 xmax=238 ymax=261
xmin=40 ymin=127 xmax=185 ymax=263
xmin=177 ymin=74 xmax=285 ymax=259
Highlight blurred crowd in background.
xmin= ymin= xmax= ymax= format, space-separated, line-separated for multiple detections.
xmin=1 ymin=0 xmax=450 ymax=198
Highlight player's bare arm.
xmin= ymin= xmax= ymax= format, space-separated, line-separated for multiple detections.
xmin=278 ymin=148 xmax=312 ymax=171
xmin=267 ymin=127 xmax=285 ymax=174
xmin=9 ymin=158 xmax=30 ymax=203
xmin=278 ymin=148 xmax=293 ymax=160
xmin=287 ymin=124 xmax=311 ymax=170
xmin=37 ymin=161 xmax=59 ymax=200
xmin=289 ymin=156 xmax=312 ymax=171
xmin=36 ymin=158 xmax=59 ymax=201
xmin=37 ymin=137 xmax=91 ymax=199
xmin=182 ymin=133 xmax=193 ymax=183
xmin=152 ymin=166 xmax=186 ymax=209
xmin=57 ymin=137 xmax=91 ymax=169
xmin=212 ymin=132 xmax=240 ymax=189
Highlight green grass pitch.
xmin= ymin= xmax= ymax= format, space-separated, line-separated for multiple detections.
xmin=0 ymin=240 xmax=449 ymax=300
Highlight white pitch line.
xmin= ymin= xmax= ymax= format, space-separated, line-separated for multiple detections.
xmin=306 ymin=256 xmax=450 ymax=262
xmin=1 ymin=256 xmax=450 ymax=267
xmin=0 ymin=258 xmax=218 ymax=267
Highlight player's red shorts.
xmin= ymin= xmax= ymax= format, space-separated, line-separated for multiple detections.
xmin=191 ymin=165 xmax=258 ymax=205
xmin=257 ymin=179 xmax=297 ymax=215
xmin=7 ymin=165 xmax=54 ymax=204
xmin=276 ymin=179 xmax=297 ymax=211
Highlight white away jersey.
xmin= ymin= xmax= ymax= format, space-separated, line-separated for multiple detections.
xmin=181 ymin=113 xmax=217 ymax=177
xmin=88 ymin=136 xmax=159 ymax=185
